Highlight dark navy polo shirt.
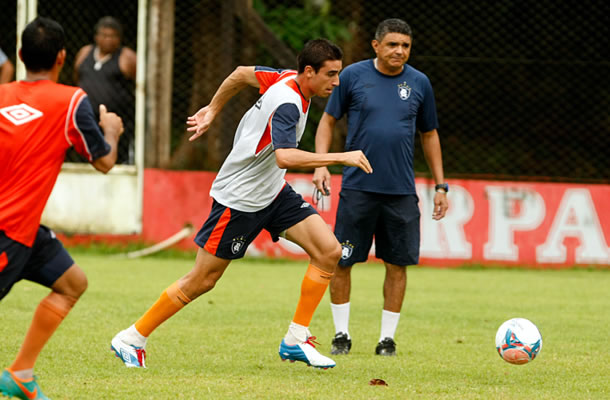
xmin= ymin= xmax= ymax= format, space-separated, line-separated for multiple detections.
xmin=325 ymin=59 xmax=439 ymax=195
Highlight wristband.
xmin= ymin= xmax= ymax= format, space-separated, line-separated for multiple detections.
xmin=435 ymin=183 xmax=449 ymax=193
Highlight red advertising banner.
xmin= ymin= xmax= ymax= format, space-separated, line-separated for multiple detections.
xmin=142 ymin=169 xmax=610 ymax=267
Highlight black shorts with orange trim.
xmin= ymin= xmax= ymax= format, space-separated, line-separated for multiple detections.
xmin=194 ymin=184 xmax=318 ymax=259
xmin=0 ymin=225 xmax=75 ymax=301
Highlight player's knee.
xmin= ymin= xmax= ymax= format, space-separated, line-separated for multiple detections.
xmin=326 ymin=240 xmax=343 ymax=265
xmin=53 ymin=264 xmax=88 ymax=299
xmin=69 ymin=270 xmax=88 ymax=298
xmin=309 ymin=241 xmax=341 ymax=270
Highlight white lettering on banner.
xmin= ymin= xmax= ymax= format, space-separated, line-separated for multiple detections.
xmin=484 ymin=187 xmax=545 ymax=261
xmin=536 ymin=189 xmax=610 ymax=264
xmin=245 ymin=243 xmax=264 ymax=257
xmin=276 ymin=237 xmax=307 ymax=255
xmin=418 ymin=184 xmax=473 ymax=259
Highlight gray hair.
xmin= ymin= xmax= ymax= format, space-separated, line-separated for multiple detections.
xmin=375 ymin=19 xmax=412 ymax=41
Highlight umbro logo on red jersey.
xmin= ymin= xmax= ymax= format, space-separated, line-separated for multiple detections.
xmin=0 ymin=104 xmax=44 ymax=126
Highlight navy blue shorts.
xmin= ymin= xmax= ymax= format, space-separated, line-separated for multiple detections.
xmin=0 ymin=226 xmax=75 ymax=301
xmin=334 ymin=189 xmax=420 ymax=267
xmin=195 ymin=184 xmax=318 ymax=259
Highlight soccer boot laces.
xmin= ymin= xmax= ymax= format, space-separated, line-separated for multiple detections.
xmin=279 ymin=335 xmax=336 ymax=369
xmin=111 ymin=331 xmax=147 ymax=368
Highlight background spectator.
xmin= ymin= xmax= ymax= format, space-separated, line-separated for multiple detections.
xmin=74 ymin=16 xmax=136 ymax=164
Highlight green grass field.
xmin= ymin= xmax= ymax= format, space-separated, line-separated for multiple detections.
xmin=1 ymin=252 xmax=609 ymax=399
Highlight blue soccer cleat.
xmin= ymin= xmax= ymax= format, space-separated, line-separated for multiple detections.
xmin=111 ymin=331 xmax=147 ymax=368
xmin=0 ymin=368 xmax=49 ymax=400
xmin=278 ymin=336 xmax=335 ymax=369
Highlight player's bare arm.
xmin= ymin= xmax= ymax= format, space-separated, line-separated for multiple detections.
xmin=187 ymin=66 xmax=259 ymax=141
xmin=73 ymin=44 xmax=92 ymax=83
xmin=119 ymin=47 xmax=137 ymax=80
xmin=275 ymin=148 xmax=372 ymax=174
xmin=0 ymin=58 xmax=14 ymax=83
xmin=420 ymin=129 xmax=448 ymax=220
xmin=92 ymin=104 xmax=124 ymax=173
xmin=312 ymin=112 xmax=337 ymax=194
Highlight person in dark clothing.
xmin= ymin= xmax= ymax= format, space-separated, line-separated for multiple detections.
xmin=74 ymin=16 xmax=136 ymax=164
xmin=313 ymin=19 xmax=448 ymax=357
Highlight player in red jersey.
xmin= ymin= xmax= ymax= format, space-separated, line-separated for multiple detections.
xmin=0 ymin=17 xmax=123 ymax=400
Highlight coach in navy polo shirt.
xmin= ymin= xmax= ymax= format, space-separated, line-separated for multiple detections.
xmin=313 ymin=18 xmax=449 ymax=357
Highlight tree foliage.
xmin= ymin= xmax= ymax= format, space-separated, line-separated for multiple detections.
xmin=253 ymin=0 xmax=351 ymax=52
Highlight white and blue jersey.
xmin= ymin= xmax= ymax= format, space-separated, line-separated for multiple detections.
xmin=325 ymin=59 xmax=439 ymax=195
xmin=210 ymin=67 xmax=311 ymax=212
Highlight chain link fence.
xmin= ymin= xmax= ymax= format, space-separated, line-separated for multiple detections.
xmin=3 ymin=0 xmax=608 ymax=181
xmin=171 ymin=0 xmax=610 ymax=182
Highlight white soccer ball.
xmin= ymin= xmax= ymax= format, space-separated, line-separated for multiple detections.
xmin=495 ymin=318 xmax=542 ymax=365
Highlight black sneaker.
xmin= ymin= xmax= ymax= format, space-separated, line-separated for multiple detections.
xmin=330 ymin=332 xmax=352 ymax=355
xmin=375 ymin=337 xmax=396 ymax=356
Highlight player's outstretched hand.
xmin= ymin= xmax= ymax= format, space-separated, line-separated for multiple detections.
xmin=313 ymin=167 xmax=331 ymax=196
xmin=342 ymin=150 xmax=373 ymax=174
xmin=187 ymin=106 xmax=216 ymax=142
xmin=99 ymin=104 xmax=124 ymax=139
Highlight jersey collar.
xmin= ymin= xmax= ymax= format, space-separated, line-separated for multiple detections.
xmin=286 ymin=79 xmax=310 ymax=113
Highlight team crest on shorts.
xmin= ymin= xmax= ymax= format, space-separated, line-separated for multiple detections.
xmin=397 ymin=82 xmax=411 ymax=100
xmin=341 ymin=241 xmax=354 ymax=260
xmin=231 ymin=236 xmax=246 ymax=255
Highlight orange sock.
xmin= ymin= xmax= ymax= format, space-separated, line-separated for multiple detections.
xmin=10 ymin=292 xmax=77 ymax=372
xmin=292 ymin=264 xmax=333 ymax=326
xmin=134 ymin=282 xmax=191 ymax=337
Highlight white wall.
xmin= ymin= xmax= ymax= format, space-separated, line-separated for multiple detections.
xmin=41 ymin=164 xmax=141 ymax=234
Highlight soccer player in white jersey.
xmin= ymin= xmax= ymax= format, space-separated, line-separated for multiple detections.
xmin=111 ymin=39 xmax=372 ymax=370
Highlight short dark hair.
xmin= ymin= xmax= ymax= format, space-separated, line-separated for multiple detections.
xmin=297 ymin=38 xmax=343 ymax=73
xmin=21 ymin=17 xmax=65 ymax=72
xmin=94 ymin=16 xmax=123 ymax=38
xmin=375 ymin=18 xmax=412 ymax=41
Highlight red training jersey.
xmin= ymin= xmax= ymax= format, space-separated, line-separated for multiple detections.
xmin=0 ymin=80 xmax=110 ymax=247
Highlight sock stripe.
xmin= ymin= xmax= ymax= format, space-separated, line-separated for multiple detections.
xmin=40 ymin=292 xmax=77 ymax=317
xmin=166 ymin=282 xmax=192 ymax=307
xmin=304 ymin=263 xmax=333 ymax=284
xmin=38 ymin=298 xmax=66 ymax=319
